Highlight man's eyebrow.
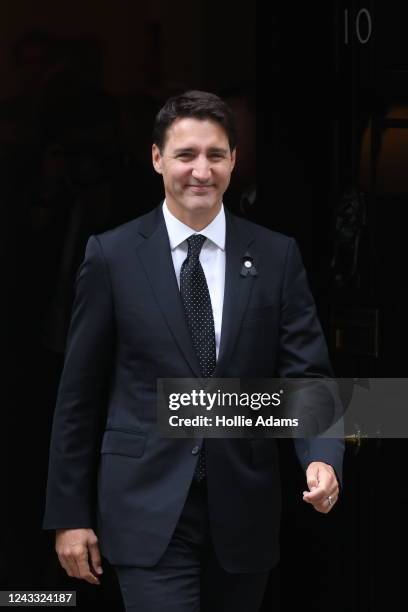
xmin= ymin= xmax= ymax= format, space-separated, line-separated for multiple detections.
xmin=172 ymin=147 xmax=229 ymax=154
xmin=208 ymin=147 xmax=228 ymax=154
xmin=173 ymin=147 xmax=195 ymax=154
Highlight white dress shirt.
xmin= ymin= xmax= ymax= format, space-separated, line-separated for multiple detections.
xmin=162 ymin=200 xmax=226 ymax=358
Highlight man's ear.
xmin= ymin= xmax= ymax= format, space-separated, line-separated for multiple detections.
xmin=230 ymin=148 xmax=237 ymax=171
xmin=152 ymin=144 xmax=163 ymax=174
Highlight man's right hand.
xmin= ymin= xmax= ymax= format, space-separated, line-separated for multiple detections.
xmin=55 ymin=528 xmax=103 ymax=585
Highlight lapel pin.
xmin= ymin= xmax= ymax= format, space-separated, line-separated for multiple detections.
xmin=240 ymin=254 xmax=258 ymax=277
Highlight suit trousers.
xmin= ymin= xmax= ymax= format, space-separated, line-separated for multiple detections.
xmin=114 ymin=478 xmax=270 ymax=612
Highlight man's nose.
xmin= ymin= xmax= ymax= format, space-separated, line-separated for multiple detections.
xmin=191 ymin=158 xmax=211 ymax=181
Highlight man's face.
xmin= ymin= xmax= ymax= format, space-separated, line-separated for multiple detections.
xmin=152 ymin=117 xmax=236 ymax=222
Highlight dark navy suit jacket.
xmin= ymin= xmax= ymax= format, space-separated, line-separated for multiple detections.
xmin=43 ymin=204 xmax=344 ymax=572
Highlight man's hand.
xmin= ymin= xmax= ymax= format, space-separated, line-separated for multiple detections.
xmin=55 ymin=528 xmax=103 ymax=585
xmin=302 ymin=461 xmax=339 ymax=514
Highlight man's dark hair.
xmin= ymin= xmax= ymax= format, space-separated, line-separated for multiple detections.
xmin=153 ymin=90 xmax=237 ymax=152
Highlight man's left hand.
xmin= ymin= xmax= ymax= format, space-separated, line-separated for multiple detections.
xmin=302 ymin=462 xmax=339 ymax=513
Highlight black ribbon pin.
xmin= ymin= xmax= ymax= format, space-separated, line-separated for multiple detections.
xmin=240 ymin=252 xmax=258 ymax=277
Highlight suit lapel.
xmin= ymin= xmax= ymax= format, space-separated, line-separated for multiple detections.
xmin=214 ymin=211 xmax=256 ymax=377
xmin=135 ymin=206 xmax=202 ymax=378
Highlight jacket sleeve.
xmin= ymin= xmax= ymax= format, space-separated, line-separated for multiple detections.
xmin=42 ymin=235 xmax=115 ymax=529
xmin=277 ymin=238 xmax=345 ymax=487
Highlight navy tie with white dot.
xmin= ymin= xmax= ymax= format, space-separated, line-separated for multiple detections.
xmin=180 ymin=234 xmax=216 ymax=482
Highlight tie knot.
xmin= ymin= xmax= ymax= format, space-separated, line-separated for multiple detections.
xmin=187 ymin=234 xmax=206 ymax=259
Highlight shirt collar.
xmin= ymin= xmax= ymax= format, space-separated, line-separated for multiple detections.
xmin=162 ymin=200 xmax=226 ymax=251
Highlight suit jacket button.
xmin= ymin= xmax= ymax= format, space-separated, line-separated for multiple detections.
xmin=191 ymin=445 xmax=200 ymax=455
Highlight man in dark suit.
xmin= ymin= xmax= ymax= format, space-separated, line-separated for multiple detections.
xmin=43 ymin=90 xmax=343 ymax=611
